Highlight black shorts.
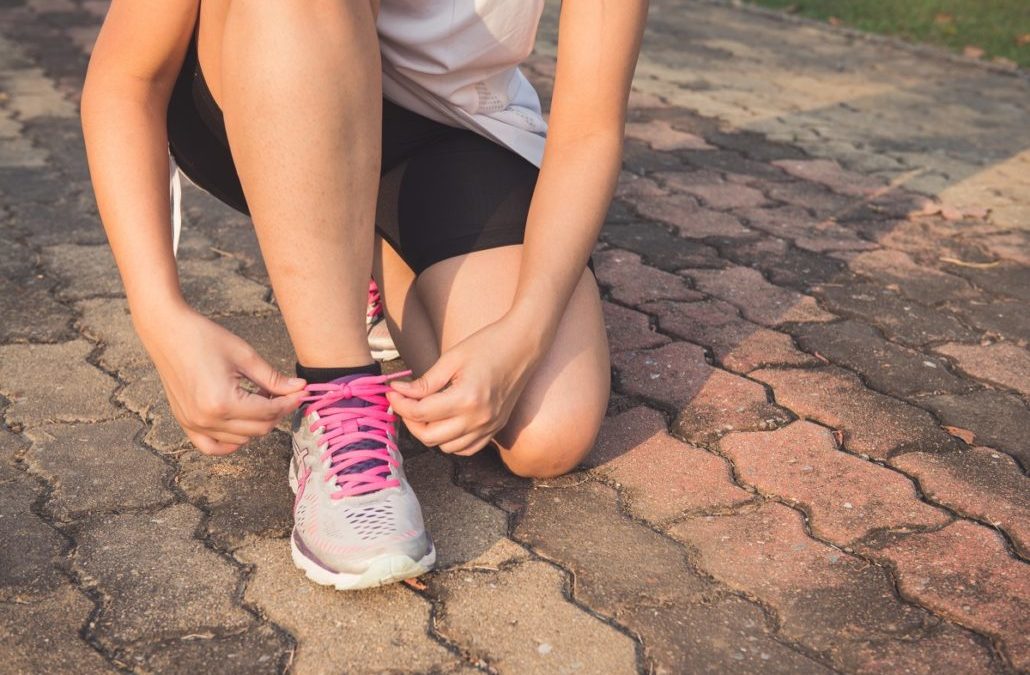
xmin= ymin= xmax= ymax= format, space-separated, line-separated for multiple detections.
xmin=166 ymin=26 xmax=540 ymax=275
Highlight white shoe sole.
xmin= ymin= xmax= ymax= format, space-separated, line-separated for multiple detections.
xmin=370 ymin=346 xmax=400 ymax=362
xmin=288 ymin=461 xmax=435 ymax=591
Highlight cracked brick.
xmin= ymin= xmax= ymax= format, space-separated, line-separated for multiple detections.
xmin=719 ymin=236 xmax=849 ymax=291
xmin=625 ymin=119 xmax=713 ymax=151
xmin=772 ymin=158 xmax=885 ymax=197
xmin=0 ymin=341 xmax=119 ymax=427
xmin=751 ymin=366 xmax=957 ymax=459
xmin=763 ymin=181 xmax=859 ymax=218
xmin=946 ymin=260 xmax=1030 ymax=303
xmin=738 ymin=204 xmax=877 ymax=252
xmin=862 ymin=521 xmax=1030 ymax=671
xmin=682 ymin=266 xmax=836 ymax=327
xmin=890 ymin=447 xmax=1030 ymax=557
xmin=75 ymin=503 xmax=253 ymax=645
xmin=115 ymin=372 xmax=189 ymax=453
xmin=613 ymin=342 xmax=791 ymax=444
xmin=0 ymin=277 xmax=75 ymax=342
xmin=946 ymin=297 xmax=1030 ymax=343
xmin=238 ymin=537 xmax=461 ymax=675
xmin=671 ymin=502 xmax=997 ymax=673
xmin=934 ymin=341 xmax=1030 ymax=397
xmin=792 ymin=320 xmax=968 ymax=397
xmin=513 ymin=481 xmax=830 ymax=673
xmin=644 ymin=298 xmax=821 ymax=373
xmin=24 ymin=418 xmax=172 ymax=522
xmin=721 ymin=422 xmax=949 ymax=544
xmin=585 ymin=407 xmax=751 ymax=522
xmin=655 ymin=170 xmax=768 ymax=209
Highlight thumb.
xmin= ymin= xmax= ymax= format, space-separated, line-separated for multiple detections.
xmin=391 ymin=357 xmax=456 ymax=399
xmin=238 ymin=349 xmax=305 ymax=396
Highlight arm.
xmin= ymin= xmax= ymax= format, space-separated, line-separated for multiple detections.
xmin=388 ymin=1 xmax=649 ymax=453
xmin=508 ymin=0 xmax=650 ymax=352
xmin=81 ymin=0 xmax=305 ymax=454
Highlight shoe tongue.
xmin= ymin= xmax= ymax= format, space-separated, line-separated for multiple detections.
xmin=322 ymin=373 xmax=386 ymax=478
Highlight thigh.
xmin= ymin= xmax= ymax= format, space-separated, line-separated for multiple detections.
xmin=416 ymin=246 xmax=610 ymax=475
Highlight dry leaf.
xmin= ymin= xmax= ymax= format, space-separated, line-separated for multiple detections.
xmin=832 ymin=429 xmax=845 ymax=446
xmin=963 ymin=45 xmax=985 ymax=59
xmin=828 ymin=16 xmax=842 ymax=26
xmin=940 ymin=257 xmax=1000 ymax=269
xmin=813 ymin=351 xmax=830 ymax=364
xmin=1017 ymin=33 xmax=1030 ymax=46
xmin=403 ymin=577 xmax=427 ymax=591
xmin=943 ymin=426 xmax=975 ymax=445
xmin=933 ymin=13 xmax=954 ymax=25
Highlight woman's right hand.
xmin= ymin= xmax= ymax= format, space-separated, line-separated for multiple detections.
xmin=135 ymin=301 xmax=307 ymax=455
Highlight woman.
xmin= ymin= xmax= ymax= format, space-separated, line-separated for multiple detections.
xmin=80 ymin=0 xmax=648 ymax=590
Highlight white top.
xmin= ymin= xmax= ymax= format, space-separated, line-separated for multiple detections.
xmin=377 ymin=0 xmax=549 ymax=168
xmin=171 ymin=0 xmax=549 ymax=255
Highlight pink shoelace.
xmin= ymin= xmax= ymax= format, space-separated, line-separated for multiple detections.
xmin=300 ymin=370 xmax=411 ymax=498
xmin=367 ymin=278 xmax=384 ymax=323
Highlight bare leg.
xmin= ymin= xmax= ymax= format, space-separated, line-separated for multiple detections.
xmin=216 ymin=0 xmax=381 ymax=367
xmin=376 ymin=243 xmax=610 ymax=478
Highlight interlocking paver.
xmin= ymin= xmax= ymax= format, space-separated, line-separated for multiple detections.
xmin=671 ymin=502 xmax=998 ymax=673
xmin=0 ymin=462 xmax=66 ymax=600
xmin=602 ymin=300 xmax=670 ymax=353
xmin=75 ymin=503 xmax=252 ymax=646
xmin=24 ymin=418 xmax=172 ymax=522
xmin=585 ymin=406 xmax=751 ymax=522
xmin=682 ymin=266 xmax=836 ymax=327
xmin=891 ymin=447 xmax=1030 ymax=557
xmin=921 ymin=390 xmax=1030 ymax=469
xmin=934 ymin=341 xmax=1030 ymax=398
xmin=721 ymin=422 xmax=949 ymax=545
xmin=0 ymin=585 xmax=113 ymax=673
xmin=862 ymin=521 xmax=1030 ymax=671
xmin=0 ymin=340 xmax=119 ymax=427
xmin=238 ymin=537 xmax=462 ymax=675
xmin=4 ymin=0 xmax=1029 ymax=670
xmin=513 ymin=481 xmax=831 ymax=673
xmin=791 ymin=319 xmax=968 ymax=397
xmin=431 ymin=560 xmax=639 ymax=674
xmin=613 ymin=341 xmax=791 ymax=444
xmin=594 ymin=248 xmax=703 ymax=306
xmin=752 ymin=366 xmax=958 ymax=459
xmin=644 ymin=298 xmax=822 ymax=373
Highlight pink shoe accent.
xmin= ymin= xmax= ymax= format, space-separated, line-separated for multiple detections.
xmin=300 ymin=370 xmax=411 ymax=498
xmin=367 ymin=278 xmax=384 ymax=323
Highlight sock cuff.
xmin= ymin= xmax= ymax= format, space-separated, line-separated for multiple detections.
xmin=295 ymin=361 xmax=382 ymax=384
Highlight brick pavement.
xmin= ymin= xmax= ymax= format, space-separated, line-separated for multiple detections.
xmin=1 ymin=0 xmax=1028 ymax=672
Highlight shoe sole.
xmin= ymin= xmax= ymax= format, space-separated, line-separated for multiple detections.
xmin=288 ymin=461 xmax=435 ymax=591
xmin=370 ymin=346 xmax=400 ymax=362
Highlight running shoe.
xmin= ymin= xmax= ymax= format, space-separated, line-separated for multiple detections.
xmin=289 ymin=370 xmax=435 ymax=590
xmin=366 ymin=278 xmax=399 ymax=361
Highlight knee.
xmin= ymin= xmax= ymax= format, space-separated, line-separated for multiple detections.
xmin=496 ymin=418 xmax=601 ymax=480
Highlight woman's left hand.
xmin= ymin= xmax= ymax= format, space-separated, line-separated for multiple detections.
xmin=386 ymin=315 xmax=545 ymax=456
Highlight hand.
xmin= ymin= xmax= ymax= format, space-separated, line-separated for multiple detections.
xmin=386 ymin=316 xmax=544 ymax=456
xmin=135 ymin=302 xmax=307 ymax=455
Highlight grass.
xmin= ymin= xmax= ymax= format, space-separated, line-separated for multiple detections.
xmin=746 ymin=0 xmax=1030 ymax=68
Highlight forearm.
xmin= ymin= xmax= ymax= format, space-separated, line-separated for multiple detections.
xmin=507 ymin=131 xmax=622 ymax=351
xmin=80 ymin=77 xmax=186 ymax=329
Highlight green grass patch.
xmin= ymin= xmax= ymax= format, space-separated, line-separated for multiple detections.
xmin=747 ymin=0 xmax=1030 ymax=68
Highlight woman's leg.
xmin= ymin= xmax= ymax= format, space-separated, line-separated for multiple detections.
xmin=212 ymin=0 xmax=382 ymax=367
xmin=376 ymin=241 xmax=611 ymax=479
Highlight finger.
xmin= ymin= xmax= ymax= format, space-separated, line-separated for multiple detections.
xmin=440 ymin=430 xmax=493 ymax=456
xmin=212 ymin=417 xmax=279 ymax=438
xmin=228 ymin=388 xmax=307 ymax=423
xmin=405 ymin=416 xmax=469 ymax=449
xmin=205 ymin=429 xmax=252 ymax=446
xmin=237 ymin=348 xmax=306 ymax=396
xmin=186 ymin=429 xmax=242 ymax=456
xmin=390 ymin=354 xmax=458 ymax=399
xmin=387 ymin=386 xmax=465 ymax=424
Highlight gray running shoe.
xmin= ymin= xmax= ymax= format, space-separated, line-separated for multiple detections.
xmin=367 ymin=278 xmax=400 ymax=361
xmin=289 ymin=371 xmax=434 ymax=590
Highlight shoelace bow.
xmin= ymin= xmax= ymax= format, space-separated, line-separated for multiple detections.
xmin=367 ymin=279 xmax=384 ymax=322
xmin=300 ymin=370 xmax=411 ymax=498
